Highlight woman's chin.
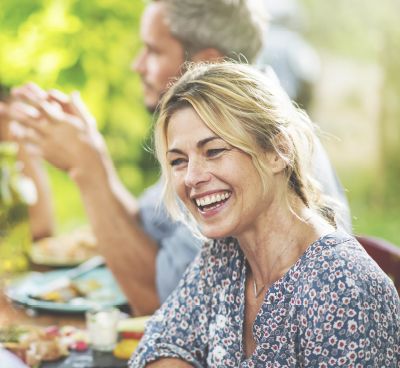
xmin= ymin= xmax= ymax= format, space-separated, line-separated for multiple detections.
xmin=198 ymin=224 xmax=230 ymax=240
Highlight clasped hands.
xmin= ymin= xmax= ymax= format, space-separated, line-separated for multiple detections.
xmin=1 ymin=83 xmax=106 ymax=179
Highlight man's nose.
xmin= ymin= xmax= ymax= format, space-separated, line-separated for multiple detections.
xmin=131 ymin=49 xmax=146 ymax=74
xmin=184 ymin=159 xmax=211 ymax=188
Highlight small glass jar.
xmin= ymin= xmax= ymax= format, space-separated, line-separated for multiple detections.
xmin=86 ymin=306 xmax=120 ymax=352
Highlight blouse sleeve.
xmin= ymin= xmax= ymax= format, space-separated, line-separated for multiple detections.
xmin=129 ymin=241 xmax=215 ymax=368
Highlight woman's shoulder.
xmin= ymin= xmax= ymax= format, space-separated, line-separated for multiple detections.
xmin=302 ymin=231 xmax=378 ymax=272
xmin=296 ymin=231 xmax=398 ymax=300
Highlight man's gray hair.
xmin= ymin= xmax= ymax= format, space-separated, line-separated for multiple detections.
xmin=157 ymin=0 xmax=267 ymax=62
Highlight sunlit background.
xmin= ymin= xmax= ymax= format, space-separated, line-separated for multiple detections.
xmin=1 ymin=0 xmax=399 ymax=244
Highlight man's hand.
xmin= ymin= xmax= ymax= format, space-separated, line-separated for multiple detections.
xmin=8 ymin=83 xmax=106 ymax=179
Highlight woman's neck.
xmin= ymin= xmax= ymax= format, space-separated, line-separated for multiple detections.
xmin=238 ymin=203 xmax=334 ymax=291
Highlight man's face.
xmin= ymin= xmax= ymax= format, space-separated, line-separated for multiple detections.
xmin=132 ymin=2 xmax=186 ymax=112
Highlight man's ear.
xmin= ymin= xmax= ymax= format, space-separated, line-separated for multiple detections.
xmin=190 ymin=48 xmax=225 ymax=63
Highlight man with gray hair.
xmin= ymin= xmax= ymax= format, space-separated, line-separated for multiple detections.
xmin=9 ymin=0 xmax=350 ymax=316
xmin=134 ymin=0 xmax=265 ymax=113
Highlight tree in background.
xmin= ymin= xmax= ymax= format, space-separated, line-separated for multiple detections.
xmin=0 ymin=0 xmax=158 ymax=229
xmin=301 ymin=0 xmax=400 ymax=243
xmin=379 ymin=2 xmax=400 ymax=205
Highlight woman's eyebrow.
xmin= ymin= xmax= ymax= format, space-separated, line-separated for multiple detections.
xmin=167 ymin=136 xmax=222 ymax=154
xmin=166 ymin=148 xmax=184 ymax=155
xmin=197 ymin=136 xmax=221 ymax=148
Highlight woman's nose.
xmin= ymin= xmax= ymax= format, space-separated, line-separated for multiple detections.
xmin=184 ymin=159 xmax=211 ymax=188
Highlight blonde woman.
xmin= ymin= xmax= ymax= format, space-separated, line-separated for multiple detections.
xmin=129 ymin=63 xmax=399 ymax=367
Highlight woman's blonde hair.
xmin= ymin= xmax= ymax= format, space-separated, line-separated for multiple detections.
xmin=154 ymin=61 xmax=336 ymax=230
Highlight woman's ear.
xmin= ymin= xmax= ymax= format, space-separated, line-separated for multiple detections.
xmin=266 ymin=151 xmax=287 ymax=174
xmin=266 ymin=132 xmax=290 ymax=174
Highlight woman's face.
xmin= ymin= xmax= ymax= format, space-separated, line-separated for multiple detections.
xmin=166 ymin=106 xmax=277 ymax=239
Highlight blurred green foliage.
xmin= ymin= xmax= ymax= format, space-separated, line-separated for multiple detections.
xmin=0 ymin=0 xmax=159 ymax=231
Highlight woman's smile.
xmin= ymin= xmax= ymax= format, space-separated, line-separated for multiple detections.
xmin=192 ymin=190 xmax=232 ymax=217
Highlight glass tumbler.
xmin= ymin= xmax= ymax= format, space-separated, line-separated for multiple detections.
xmin=86 ymin=306 xmax=120 ymax=351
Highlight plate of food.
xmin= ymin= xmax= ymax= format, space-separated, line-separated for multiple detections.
xmin=0 ymin=324 xmax=87 ymax=367
xmin=30 ymin=227 xmax=98 ymax=267
xmin=5 ymin=266 xmax=127 ymax=313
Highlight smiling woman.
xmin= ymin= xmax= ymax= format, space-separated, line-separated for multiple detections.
xmin=156 ymin=62 xmax=335 ymax=236
xmin=129 ymin=62 xmax=400 ymax=367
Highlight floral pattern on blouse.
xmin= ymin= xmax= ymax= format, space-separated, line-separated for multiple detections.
xmin=129 ymin=232 xmax=400 ymax=367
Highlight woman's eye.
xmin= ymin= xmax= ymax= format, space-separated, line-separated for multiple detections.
xmin=169 ymin=158 xmax=186 ymax=167
xmin=207 ymin=148 xmax=226 ymax=157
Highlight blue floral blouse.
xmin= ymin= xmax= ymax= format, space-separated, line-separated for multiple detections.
xmin=129 ymin=232 xmax=400 ymax=367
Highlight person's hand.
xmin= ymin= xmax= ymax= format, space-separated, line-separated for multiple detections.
xmin=8 ymin=83 xmax=107 ymax=178
xmin=0 ymin=100 xmax=13 ymax=140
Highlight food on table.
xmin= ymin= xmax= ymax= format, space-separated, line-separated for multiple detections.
xmin=0 ymin=325 xmax=88 ymax=367
xmin=113 ymin=339 xmax=140 ymax=360
xmin=31 ymin=278 xmax=102 ymax=303
xmin=35 ymin=284 xmax=81 ymax=303
xmin=117 ymin=315 xmax=149 ymax=339
xmin=59 ymin=326 xmax=89 ymax=352
xmin=30 ymin=227 xmax=98 ymax=266
xmin=69 ymin=340 xmax=89 ymax=352
xmin=74 ymin=278 xmax=102 ymax=296
xmin=113 ymin=316 xmax=150 ymax=359
xmin=1 ymin=325 xmax=67 ymax=366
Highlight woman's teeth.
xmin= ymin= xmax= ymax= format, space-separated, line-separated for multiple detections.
xmin=195 ymin=192 xmax=231 ymax=209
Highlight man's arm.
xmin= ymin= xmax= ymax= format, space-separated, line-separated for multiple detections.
xmin=72 ymin=146 xmax=161 ymax=315
xmin=0 ymin=101 xmax=54 ymax=240
xmin=9 ymin=83 xmax=162 ymax=315
xmin=18 ymin=145 xmax=54 ymax=240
